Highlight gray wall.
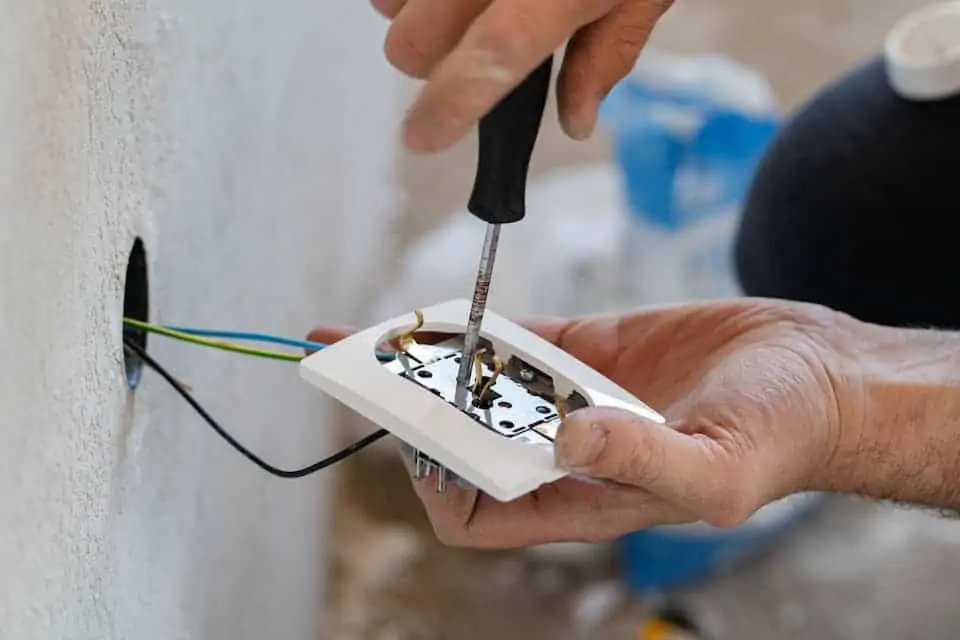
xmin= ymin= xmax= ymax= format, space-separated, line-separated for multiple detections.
xmin=0 ymin=1 xmax=400 ymax=637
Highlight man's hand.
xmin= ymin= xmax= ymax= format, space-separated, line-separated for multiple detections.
xmin=375 ymin=0 xmax=675 ymax=152
xmin=308 ymin=299 xmax=878 ymax=548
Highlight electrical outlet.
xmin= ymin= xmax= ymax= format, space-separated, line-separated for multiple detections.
xmin=299 ymin=299 xmax=664 ymax=502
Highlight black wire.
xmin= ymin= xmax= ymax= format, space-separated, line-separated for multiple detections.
xmin=123 ymin=337 xmax=388 ymax=478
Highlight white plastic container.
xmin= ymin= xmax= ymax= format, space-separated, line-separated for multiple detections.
xmin=885 ymin=1 xmax=960 ymax=101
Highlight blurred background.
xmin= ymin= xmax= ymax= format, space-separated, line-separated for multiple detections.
xmin=325 ymin=1 xmax=960 ymax=639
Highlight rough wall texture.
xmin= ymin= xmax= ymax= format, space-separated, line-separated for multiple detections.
xmin=0 ymin=1 xmax=399 ymax=638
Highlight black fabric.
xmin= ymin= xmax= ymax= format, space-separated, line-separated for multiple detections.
xmin=735 ymin=57 xmax=960 ymax=329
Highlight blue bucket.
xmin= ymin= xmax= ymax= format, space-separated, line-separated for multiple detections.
xmin=618 ymin=493 xmax=824 ymax=592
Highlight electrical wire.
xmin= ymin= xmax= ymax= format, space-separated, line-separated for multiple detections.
xmin=166 ymin=325 xmax=329 ymax=352
xmin=124 ymin=318 xmax=301 ymax=362
xmin=123 ymin=337 xmax=389 ymax=478
xmin=123 ymin=318 xmax=396 ymax=362
xmin=167 ymin=325 xmax=399 ymax=362
xmin=397 ymin=309 xmax=425 ymax=353
xmin=478 ymin=354 xmax=503 ymax=402
xmin=555 ymin=395 xmax=567 ymax=420
xmin=471 ymin=348 xmax=487 ymax=395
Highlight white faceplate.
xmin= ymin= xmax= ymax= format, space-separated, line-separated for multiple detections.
xmin=299 ymin=298 xmax=665 ymax=502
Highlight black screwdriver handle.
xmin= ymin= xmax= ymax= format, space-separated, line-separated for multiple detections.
xmin=467 ymin=55 xmax=553 ymax=225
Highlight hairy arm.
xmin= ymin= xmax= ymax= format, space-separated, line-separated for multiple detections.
xmin=823 ymin=323 xmax=960 ymax=510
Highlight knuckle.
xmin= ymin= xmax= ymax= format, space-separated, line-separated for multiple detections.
xmin=470 ymin=10 xmax=536 ymax=71
xmin=607 ymin=23 xmax=647 ymax=70
xmin=384 ymin=26 xmax=432 ymax=78
xmin=613 ymin=18 xmax=651 ymax=49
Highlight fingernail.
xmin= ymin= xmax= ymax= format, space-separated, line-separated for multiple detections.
xmin=561 ymin=103 xmax=597 ymax=141
xmin=556 ymin=419 xmax=607 ymax=470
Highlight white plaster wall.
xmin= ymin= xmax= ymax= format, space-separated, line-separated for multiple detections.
xmin=0 ymin=1 xmax=400 ymax=638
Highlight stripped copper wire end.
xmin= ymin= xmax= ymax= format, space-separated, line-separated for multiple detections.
xmin=397 ymin=309 xmax=424 ymax=354
xmin=478 ymin=354 xmax=503 ymax=403
xmin=555 ymin=395 xmax=568 ymax=420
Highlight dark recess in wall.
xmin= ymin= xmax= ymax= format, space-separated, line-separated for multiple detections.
xmin=123 ymin=238 xmax=149 ymax=389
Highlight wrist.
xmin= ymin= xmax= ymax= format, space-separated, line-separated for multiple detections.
xmin=820 ymin=318 xmax=960 ymax=509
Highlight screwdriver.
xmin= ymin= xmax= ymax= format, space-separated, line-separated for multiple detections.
xmin=453 ymin=54 xmax=554 ymax=411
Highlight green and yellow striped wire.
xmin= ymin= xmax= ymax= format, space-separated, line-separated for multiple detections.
xmin=122 ymin=318 xmax=302 ymax=363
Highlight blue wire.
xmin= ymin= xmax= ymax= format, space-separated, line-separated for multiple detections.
xmin=166 ymin=326 xmax=327 ymax=351
xmin=165 ymin=325 xmax=395 ymax=362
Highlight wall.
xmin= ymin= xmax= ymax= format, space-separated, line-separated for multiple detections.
xmin=0 ymin=1 xmax=399 ymax=638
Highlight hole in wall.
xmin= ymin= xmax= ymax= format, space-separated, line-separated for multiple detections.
xmin=123 ymin=238 xmax=149 ymax=389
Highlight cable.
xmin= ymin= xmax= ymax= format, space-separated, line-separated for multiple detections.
xmin=478 ymin=354 xmax=503 ymax=402
xmin=397 ymin=309 xmax=424 ymax=353
xmin=123 ymin=318 xmax=396 ymax=362
xmin=471 ymin=348 xmax=487 ymax=395
xmin=166 ymin=326 xmax=329 ymax=353
xmin=123 ymin=337 xmax=389 ymax=478
xmin=124 ymin=318 xmax=301 ymax=362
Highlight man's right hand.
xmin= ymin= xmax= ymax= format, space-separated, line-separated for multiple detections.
xmin=374 ymin=0 xmax=675 ymax=153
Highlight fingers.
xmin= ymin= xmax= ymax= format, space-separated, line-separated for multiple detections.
xmin=372 ymin=0 xmax=408 ymax=19
xmin=385 ymin=0 xmax=491 ymax=79
xmin=405 ymin=466 xmax=483 ymax=542
xmin=557 ymin=0 xmax=673 ymax=139
xmin=554 ymin=406 xmax=755 ymax=527
xmin=305 ymin=326 xmax=355 ymax=350
xmin=415 ymin=474 xmax=692 ymax=548
xmin=403 ymin=0 xmax=621 ymax=152
xmin=468 ymin=478 xmax=695 ymax=547
xmin=305 ymin=326 xmax=355 ymax=355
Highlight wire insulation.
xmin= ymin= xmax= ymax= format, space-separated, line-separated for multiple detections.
xmin=397 ymin=309 xmax=425 ymax=353
xmin=123 ymin=337 xmax=389 ymax=478
xmin=123 ymin=318 xmax=396 ymax=362
xmin=167 ymin=326 xmax=329 ymax=352
xmin=124 ymin=318 xmax=301 ymax=362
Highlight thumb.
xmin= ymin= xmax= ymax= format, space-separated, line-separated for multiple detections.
xmin=554 ymin=407 xmax=750 ymax=526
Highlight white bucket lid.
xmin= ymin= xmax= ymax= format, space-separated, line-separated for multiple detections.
xmin=885 ymin=1 xmax=960 ymax=101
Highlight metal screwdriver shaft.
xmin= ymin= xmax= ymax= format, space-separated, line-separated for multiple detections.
xmin=454 ymin=223 xmax=501 ymax=408
xmin=453 ymin=56 xmax=554 ymax=410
